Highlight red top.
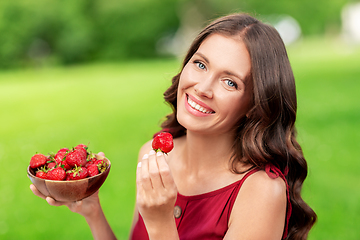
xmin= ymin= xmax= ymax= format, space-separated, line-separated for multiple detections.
xmin=131 ymin=165 xmax=291 ymax=239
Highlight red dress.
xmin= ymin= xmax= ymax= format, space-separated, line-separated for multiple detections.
xmin=131 ymin=166 xmax=291 ymax=240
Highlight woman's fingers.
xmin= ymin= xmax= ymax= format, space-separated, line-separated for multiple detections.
xmin=30 ymin=184 xmax=46 ymax=200
xmin=45 ymin=197 xmax=66 ymax=207
xmin=137 ymin=150 xmax=176 ymax=192
xmin=140 ymin=152 xmax=153 ymax=190
xmin=148 ymin=151 xmax=165 ymax=189
xmin=30 ymin=184 xmax=67 ymax=206
xmin=96 ymin=152 xmax=106 ymax=158
xmin=156 ymin=152 xmax=176 ymax=190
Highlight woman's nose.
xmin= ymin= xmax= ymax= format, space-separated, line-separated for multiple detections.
xmin=194 ymin=77 xmax=214 ymax=99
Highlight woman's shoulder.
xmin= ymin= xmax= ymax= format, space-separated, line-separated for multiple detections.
xmin=240 ymin=169 xmax=287 ymax=202
xmin=226 ymin=169 xmax=287 ymax=238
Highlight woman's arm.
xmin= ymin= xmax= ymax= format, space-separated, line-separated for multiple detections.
xmin=224 ymin=171 xmax=287 ymax=240
xmin=30 ymin=184 xmax=117 ymax=239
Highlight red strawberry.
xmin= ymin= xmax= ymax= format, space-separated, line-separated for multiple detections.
xmin=47 ymin=161 xmax=56 ymax=169
xmin=67 ymin=166 xmax=88 ymax=180
xmin=54 ymin=148 xmax=69 ymax=163
xmin=46 ymin=167 xmax=66 ymax=181
xmin=36 ymin=171 xmax=47 ymax=179
xmin=35 ymin=167 xmax=48 ymax=179
xmin=30 ymin=153 xmax=47 ymax=169
xmin=59 ymin=160 xmax=71 ymax=170
xmin=65 ymin=147 xmax=88 ymax=168
xmin=85 ymin=157 xmax=96 ymax=168
xmin=152 ymin=132 xmax=174 ymax=153
xmin=94 ymin=159 xmax=108 ymax=173
xmin=87 ymin=164 xmax=99 ymax=177
xmin=75 ymin=144 xmax=88 ymax=150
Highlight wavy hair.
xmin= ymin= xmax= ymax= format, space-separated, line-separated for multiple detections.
xmin=160 ymin=13 xmax=316 ymax=239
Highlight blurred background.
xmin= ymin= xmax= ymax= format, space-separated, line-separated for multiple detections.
xmin=0 ymin=0 xmax=359 ymax=239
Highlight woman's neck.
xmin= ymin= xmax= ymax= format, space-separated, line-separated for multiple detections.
xmin=170 ymin=130 xmax=249 ymax=196
xmin=179 ymin=131 xmax=235 ymax=175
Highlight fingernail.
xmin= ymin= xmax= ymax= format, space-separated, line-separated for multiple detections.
xmin=149 ymin=150 xmax=156 ymax=155
xmin=137 ymin=162 xmax=142 ymax=168
xmin=142 ymin=154 xmax=148 ymax=159
xmin=156 ymin=151 xmax=163 ymax=157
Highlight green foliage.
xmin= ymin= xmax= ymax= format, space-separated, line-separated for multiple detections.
xmin=0 ymin=0 xmax=353 ymax=68
xmin=198 ymin=0 xmax=350 ymax=35
xmin=0 ymin=0 xmax=179 ymax=68
xmin=0 ymin=0 xmax=349 ymax=69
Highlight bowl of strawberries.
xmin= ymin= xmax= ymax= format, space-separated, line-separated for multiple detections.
xmin=27 ymin=144 xmax=111 ymax=202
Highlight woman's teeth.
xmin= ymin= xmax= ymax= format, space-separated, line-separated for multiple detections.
xmin=187 ymin=97 xmax=214 ymax=114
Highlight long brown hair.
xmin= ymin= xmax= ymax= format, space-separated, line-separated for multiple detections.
xmin=161 ymin=13 xmax=316 ymax=239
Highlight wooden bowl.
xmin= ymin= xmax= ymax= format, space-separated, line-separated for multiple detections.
xmin=28 ymin=157 xmax=111 ymax=202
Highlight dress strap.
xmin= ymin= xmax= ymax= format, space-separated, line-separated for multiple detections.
xmin=265 ymin=164 xmax=292 ymax=239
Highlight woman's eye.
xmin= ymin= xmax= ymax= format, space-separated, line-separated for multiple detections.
xmin=224 ymin=79 xmax=237 ymax=88
xmin=195 ymin=61 xmax=206 ymax=70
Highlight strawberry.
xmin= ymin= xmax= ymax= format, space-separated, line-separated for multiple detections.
xmin=152 ymin=132 xmax=174 ymax=153
xmin=45 ymin=156 xmax=56 ymax=169
xmin=36 ymin=171 xmax=47 ymax=179
xmin=94 ymin=159 xmax=108 ymax=173
xmin=60 ymin=160 xmax=71 ymax=170
xmin=53 ymin=148 xmax=72 ymax=170
xmin=30 ymin=153 xmax=47 ymax=169
xmin=87 ymin=164 xmax=99 ymax=177
xmin=54 ymin=148 xmax=69 ymax=163
xmin=47 ymin=161 xmax=56 ymax=169
xmin=85 ymin=157 xmax=96 ymax=168
xmin=75 ymin=144 xmax=88 ymax=150
xmin=46 ymin=167 xmax=66 ymax=181
xmin=66 ymin=166 xmax=88 ymax=180
xmin=35 ymin=167 xmax=48 ymax=179
xmin=65 ymin=147 xmax=88 ymax=168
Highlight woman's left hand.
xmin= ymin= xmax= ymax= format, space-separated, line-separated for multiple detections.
xmin=136 ymin=149 xmax=178 ymax=235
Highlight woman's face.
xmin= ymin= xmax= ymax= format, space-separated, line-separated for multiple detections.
xmin=177 ymin=33 xmax=252 ymax=136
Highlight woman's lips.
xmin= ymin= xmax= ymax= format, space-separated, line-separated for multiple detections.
xmin=185 ymin=94 xmax=215 ymax=116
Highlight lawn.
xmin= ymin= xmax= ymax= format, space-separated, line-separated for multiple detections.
xmin=0 ymin=37 xmax=359 ymax=239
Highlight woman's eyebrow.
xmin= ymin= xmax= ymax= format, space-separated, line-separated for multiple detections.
xmin=194 ymin=52 xmax=209 ymax=63
xmin=224 ymin=70 xmax=245 ymax=83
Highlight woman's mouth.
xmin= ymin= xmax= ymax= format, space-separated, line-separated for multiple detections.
xmin=186 ymin=95 xmax=215 ymax=114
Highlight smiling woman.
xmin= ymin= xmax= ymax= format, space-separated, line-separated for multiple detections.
xmin=30 ymin=13 xmax=317 ymax=240
xmin=140 ymin=13 xmax=317 ymax=240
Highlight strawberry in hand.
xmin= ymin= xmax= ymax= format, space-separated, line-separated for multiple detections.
xmin=152 ymin=132 xmax=174 ymax=154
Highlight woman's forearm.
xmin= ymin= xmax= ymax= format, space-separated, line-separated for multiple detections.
xmin=85 ymin=205 xmax=117 ymax=240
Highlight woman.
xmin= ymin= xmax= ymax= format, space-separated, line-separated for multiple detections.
xmin=31 ymin=13 xmax=316 ymax=239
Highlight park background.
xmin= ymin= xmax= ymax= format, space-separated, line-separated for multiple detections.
xmin=0 ymin=0 xmax=359 ymax=239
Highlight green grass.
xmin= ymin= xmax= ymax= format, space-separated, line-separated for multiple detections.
xmin=288 ymin=38 xmax=360 ymax=239
xmin=0 ymin=37 xmax=359 ymax=239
